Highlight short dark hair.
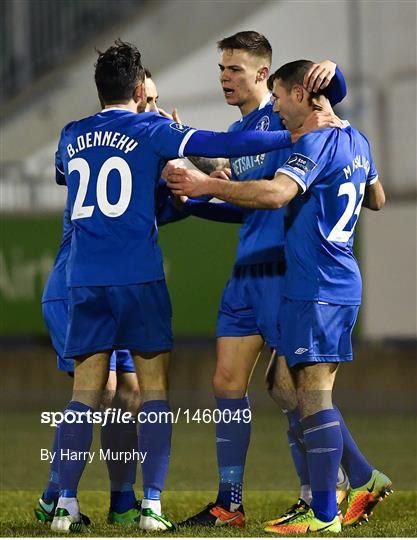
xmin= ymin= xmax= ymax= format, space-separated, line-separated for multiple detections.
xmin=144 ymin=67 xmax=152 ymax=79
xmin=217 ymin=31 xmax=272 ymax=64
xmin=95 ymin=39 xmax=145 ymax=105
xmin=268 ymin=59 xmax=315 ymax=92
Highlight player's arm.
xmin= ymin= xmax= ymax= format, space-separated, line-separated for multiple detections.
xmin=158 ymin=173 xmax=244 ymax=224
xmin=185 ymin=198 xmax=244 ymax=223
xmin=156 ymin=178 xmax=192 ymax=226
xmin=187 ymin=156 xmax=230 ymax=175
xmin=167 ymin=167 xmax=299 ymax=209
xmin=150 ymin=116 xmax=341 ymax=160
xmin=157 ymin=108 xmax=230 ymax=173
xmin=183 ymin=128 xmax=293 ymax=157
xmin=362 ymin=178 xmax=385 ymax=211
xmin=167 ymin=131 xmax=331 ymax=207
xmin=157 ymin=196 xmax=191 ymax=226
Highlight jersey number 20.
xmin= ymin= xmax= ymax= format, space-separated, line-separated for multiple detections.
xmin=69 ymin=157 xmax=132 ymax=220
xmin=327 ymin=181 xmax=366 ymax=242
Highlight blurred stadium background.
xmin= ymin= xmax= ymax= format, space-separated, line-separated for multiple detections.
xmin=1 ymin=0 xmax=416 ymax=503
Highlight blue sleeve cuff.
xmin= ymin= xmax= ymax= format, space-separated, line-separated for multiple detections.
xmin=323 ymin=65 xmax=347 ymax=106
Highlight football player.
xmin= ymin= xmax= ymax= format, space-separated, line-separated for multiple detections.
xmin=166 ymin=58 xmax=392 ymax=534
xmin=165 ymin=31 xmax=347 ymax=528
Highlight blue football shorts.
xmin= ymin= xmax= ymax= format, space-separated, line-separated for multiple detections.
xmin=42 ymin=299 xmax=74 ymax=372
xmin=279 ymin=298 xmax=360 ymax=368
xmin=109 ymin=349 xmax=136 ymax=373
xmin=217 ymin=262 xmax=285 ymax=352
xmin=64 ymin=281 xmax=173 ymax=358
xmin=42 ymin=300 xmax=138 ymax=373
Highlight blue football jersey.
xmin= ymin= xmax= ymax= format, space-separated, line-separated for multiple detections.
xmin=56 ymin=109 xmax=199 ymax=287
xmin=228 ymin=96 xmax=292 ymax=264
xmin=277 ymin=122 xmax=378 ymax=305
xmin=42 ymin=179 xmax=189 ymax=302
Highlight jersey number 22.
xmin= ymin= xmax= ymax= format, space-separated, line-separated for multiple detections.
xmin=327 ymin=181 xmax=366 ymax=242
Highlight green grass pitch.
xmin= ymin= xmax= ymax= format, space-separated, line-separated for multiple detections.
xmin=1 ymin=410 xmax=416 ymax=536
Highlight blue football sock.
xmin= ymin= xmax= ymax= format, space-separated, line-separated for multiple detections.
xmin=333 ymin=406 xmax=373 ymax=488
xmin=58 ymin=401 xmax=94 ymax=498
xmin=101 ymin=416 xmax=138 ymax=513
xmin=42 ymin=425 xmax=60 ymax=502
xmin=284 ymin=408 xmax=310 ymax=496
xmin=301 ymin=408 xmax=343 ymax=522
xmin=139 ymin=400 xmax=172 ymax=498
xmin=215 ymin=396 xmax=251 ymax=510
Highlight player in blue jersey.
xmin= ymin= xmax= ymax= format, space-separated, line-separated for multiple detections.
xmin=167 ymin=59 xmax=391 ymax=533
xmin=37 ymin=184 xmax=189 ymax=527
xmin=49 ymin=39 xmax=308 ymax=533
xmin=164 ymin=31 xmax=347 ymax=528
xmin=36 ymin=68 xmax=198 ymax=527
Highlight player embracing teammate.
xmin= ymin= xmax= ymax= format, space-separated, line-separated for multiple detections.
xmin=47 ymin=39 xmax=308 ymax=533
xmin=167 ymin=51 xmax=392 ymax=533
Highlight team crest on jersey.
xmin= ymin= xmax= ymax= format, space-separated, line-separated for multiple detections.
xmin=255 ymin=115 xmax=270 ymax=131
xmin=285 ymin=153 xmax=317 ymax=176
xmin=169 ymin=122 xmax=190 ymax=133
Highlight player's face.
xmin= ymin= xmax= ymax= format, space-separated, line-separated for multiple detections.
xmin=219 ymin=49 xmax=268 ymax=112
xmin=145 ymin=77 xmax=158 ymax=112
xmin=137 ymin=77 xmax=159 ymax=113
xmin=272 ymin=79 xmax=305 ymax=131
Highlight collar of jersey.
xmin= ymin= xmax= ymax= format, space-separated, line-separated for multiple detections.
xmin=341 ymin=119 xmax=350 ymax=129
xmin=100 ymin=107 xmax=132 ymax=113
xmin=240 ymin=93 xmax=272 ymax=122
xmin=258 ymin=93 xmax=272 ymax=110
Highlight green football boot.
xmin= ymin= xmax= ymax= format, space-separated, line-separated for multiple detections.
xmin=107 ymin=500 xmax=141 ymax=524
xmin=51 ymin=507 xmax=91 ymax=533
xmin=34 ymin=497 xmax=58 ymax=523
xmin=139 ymin=507 xmax=176 ymax=531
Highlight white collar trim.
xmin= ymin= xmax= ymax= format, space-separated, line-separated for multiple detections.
xmin=100 ymin=107 xmax=131 ymax=113
xmin=258 ymin=93 xmax=272 ymax=110
xmin=240 ymin=93 xmax=272 ymax=122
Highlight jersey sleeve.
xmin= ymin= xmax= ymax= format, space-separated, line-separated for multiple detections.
xmin=155 ymin=178 xmax=192 ymax=226
xmin=366 ymin=155 xmax=379 ymax=185
xmin=323 ymin=65 xmax=347 ymax=106
xmin=185 ymin=199 xmax=245 ymax=224
xmin=55 ymin=148 xmax=66 ymax=185
xmin=276 ymin=130 xmax=332 ymax=193
xmin=148 ymin=118 xmax=197 ymax=159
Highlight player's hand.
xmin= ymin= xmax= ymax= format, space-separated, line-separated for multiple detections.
xmin=158 ymin=107 xmax=173 ymax=119
xmin=291 ymin=110 xmax=343 ymax=143
xmin=304 ymin=60 xmax=336 ymax=92
xmin=158 ymin=107 xmax=183 ymax=124
xmin=162 ymin=159 xmax=186 ymax=180
xmin=166 ymin=167 xmax=211 ymax=198
xmin=210 ymin=168 xmax=231 ymax=180
xmin=172 ymin=108 xmax=182 ymax=124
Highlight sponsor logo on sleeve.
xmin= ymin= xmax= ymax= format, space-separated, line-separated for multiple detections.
xmin=285 ymin=153 xmax=317 ymax=176
xmin=169 ymin=122 xmax=191 ymax=133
